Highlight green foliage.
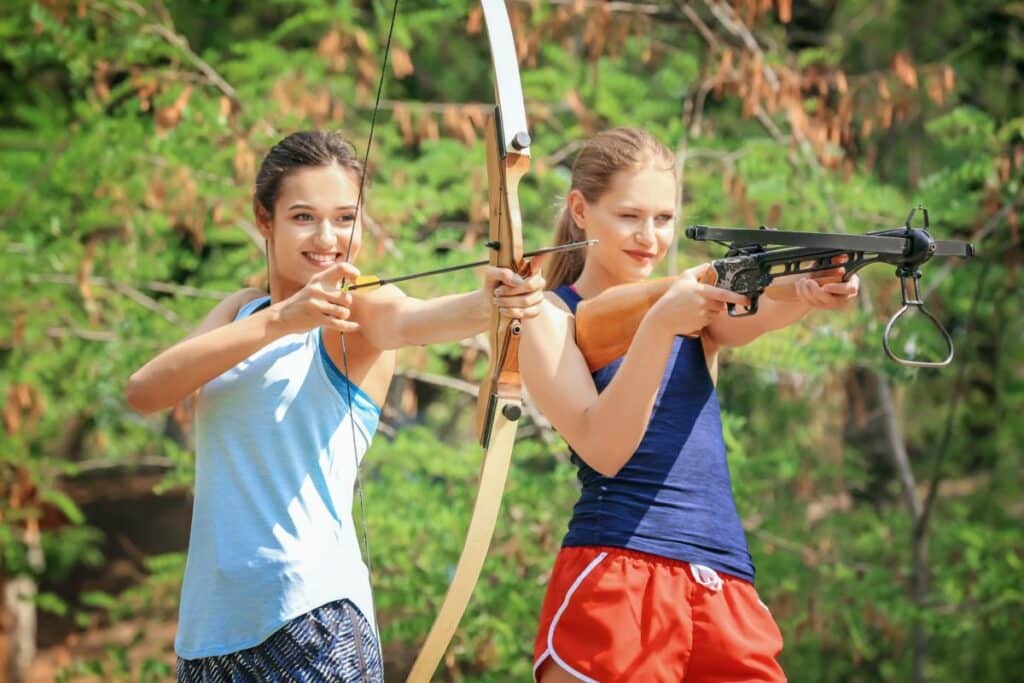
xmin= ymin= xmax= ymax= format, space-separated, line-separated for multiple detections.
xmin=1 ymin=1 xmax=1020 ymax=681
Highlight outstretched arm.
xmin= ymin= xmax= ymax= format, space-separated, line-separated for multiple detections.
xmin=354 ymin=266 xmax=545 ymax=349
xmin=706 ymin=266 xmax=860 ymax=347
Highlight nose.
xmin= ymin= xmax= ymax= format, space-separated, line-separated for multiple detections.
xmin=634 ymin=217 xmax=656 ymax=246
xmin=313 ymin=218 xmax=336 ymax=249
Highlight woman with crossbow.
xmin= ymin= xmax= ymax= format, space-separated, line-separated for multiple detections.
xmin=125 ymin=130 xmax=547 ymax=682
xmin=521 ymin=127 xmax=860 ymax=683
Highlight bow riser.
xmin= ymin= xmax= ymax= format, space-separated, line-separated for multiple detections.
xmin=477 ymin=111 xmax=529 ymax=446
xmin=405 ymin=3 xmax=531 ymax=679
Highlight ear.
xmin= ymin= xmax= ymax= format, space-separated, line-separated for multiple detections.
xmin=254 ymin=201 xmax=273 ymax=240
xmin=567 ymin=189 xmax=587 ymax=232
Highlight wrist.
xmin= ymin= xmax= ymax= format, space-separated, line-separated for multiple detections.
xmin=641 ymin=300 xmax=678 ymax=340
xmin=473 ymin=288 xmax=492 ymax=323
xmin=265 ymin=302 xmax=296 ymax=336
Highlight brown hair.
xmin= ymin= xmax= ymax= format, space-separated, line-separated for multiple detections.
xmin=253 ymin=130 xmax=364 ymax=216
xmin=545 ymin=127 xmax=675 ymax=290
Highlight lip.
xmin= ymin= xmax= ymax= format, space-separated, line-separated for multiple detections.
xmin=302 ymin=252 xmax=341 ymax=269
xmin=624 ymin=250 xmax=657 ymax=264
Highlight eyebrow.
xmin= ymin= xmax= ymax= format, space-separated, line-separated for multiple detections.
xmin=616 ymin=205 xmax=675 ymax=213
xmin=286 ymin=202 xmax=359 ymax=212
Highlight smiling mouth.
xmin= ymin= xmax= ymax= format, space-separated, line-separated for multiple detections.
xmin=625 ymin=251 xmax=657 ymax=261
xmin=303 ymin=252 xmax=341 ymax=266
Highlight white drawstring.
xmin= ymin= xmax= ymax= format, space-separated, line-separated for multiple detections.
xmin=690 ymin=563 xmax=723 ymax=592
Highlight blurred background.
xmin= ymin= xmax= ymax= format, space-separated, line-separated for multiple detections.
xmin=1 ymin=1 xmax=1021 ymax=681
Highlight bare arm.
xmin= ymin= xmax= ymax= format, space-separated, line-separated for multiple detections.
xmin=521 ymin=270 xmax=745 ymax=477
xmin=706 ymin=267 xmax=860 ymax=348
xmin=125 ymin=288 xmax=281 ymax=415
xmin=126 ymin=261 xmax=362 ymax=415
xmin=520 ymin=296 xmax=677 ymax=477
xmin=352 ymin=286 xmax=491 ymax=350
xmin=353 ymin=266 xmax=545 ymax=350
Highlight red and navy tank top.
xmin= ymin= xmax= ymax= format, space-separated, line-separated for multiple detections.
xmin=554 ymin=285 xmax=754 ymax=582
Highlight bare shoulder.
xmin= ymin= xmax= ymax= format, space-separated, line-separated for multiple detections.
xmin=320 ymin=327 xmax=396 ymax=407
xmin=543 ymin=290 xmax=574 ymax=316
xmin=189 ymin=288 xmax=268 ymax=339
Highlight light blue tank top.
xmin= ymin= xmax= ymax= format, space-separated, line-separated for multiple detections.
xmin=175 ymin=295 xmax=381 ymax=659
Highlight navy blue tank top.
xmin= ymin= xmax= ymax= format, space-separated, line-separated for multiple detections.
xmin=554 ymin=285 xmax=754 ymax=581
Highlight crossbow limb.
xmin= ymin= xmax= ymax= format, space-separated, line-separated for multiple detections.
xmin=404 ymin=2 xmax=531 ymax=680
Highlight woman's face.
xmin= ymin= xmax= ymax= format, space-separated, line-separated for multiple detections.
xmin=571 ymin=165 xmax=676 ymax=283
xmin=260 ymin=164 xmax=363 ymax=291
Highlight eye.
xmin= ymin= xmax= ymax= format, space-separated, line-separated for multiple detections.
xmin=656 ymin=213 xmax=674 ymax=226
xmin=335 ymin=213 xmax=357 ymax=226
xmin=293 ymin=212 xmax=314 ymax=222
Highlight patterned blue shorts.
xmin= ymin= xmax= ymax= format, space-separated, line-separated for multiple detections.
xmin=177 ymin=599 xmax=383 ymax=682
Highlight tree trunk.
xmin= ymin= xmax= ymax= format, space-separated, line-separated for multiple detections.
xmin=3 ymin=575 xmax=38 ymax=683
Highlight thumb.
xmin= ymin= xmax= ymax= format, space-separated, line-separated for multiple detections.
xmin=522 ymin=250 xmax=551 ymax=277
xmin=683 ymin=262 xmax=717 ymax=285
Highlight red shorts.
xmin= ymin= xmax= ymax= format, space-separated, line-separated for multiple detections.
xmin=533 ymin=546 xmax=785 ymax=682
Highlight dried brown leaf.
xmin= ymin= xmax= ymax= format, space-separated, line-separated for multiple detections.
xmin=394 ymin=104 xmax=415 ymax=146
xmin=155 ymin=85 xmax=192 ymax=136
xmin=777 ymin=0 xmax=792 ymax=23
xmin=391 ymin=47 xmax=414 ymax=79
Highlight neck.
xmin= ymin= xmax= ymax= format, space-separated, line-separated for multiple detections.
xmin=267 ymin=272 xmax=302 ymax=304
xmin=572 ymin=259 xmax=640 ymax=299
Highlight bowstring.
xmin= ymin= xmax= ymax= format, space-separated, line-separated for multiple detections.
xmin=338 ymin=0 xmax=400 ymax=666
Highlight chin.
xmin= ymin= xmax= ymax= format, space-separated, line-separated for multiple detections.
xmin=619 ymin=263 xmax=654 ymax=281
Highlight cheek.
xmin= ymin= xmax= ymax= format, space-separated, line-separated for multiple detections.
xmin=345 ymin=228 xmax=363 ymax=259
xmin=656 ymin=228 xmax=674 ymax=253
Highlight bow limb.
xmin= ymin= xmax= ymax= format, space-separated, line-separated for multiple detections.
xmin=405 ymin=2 xmax=530 ymax=680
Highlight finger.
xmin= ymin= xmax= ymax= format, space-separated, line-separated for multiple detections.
xmin=495 ymin=278 xmax=544 ymax=296
xmin=821 ymin=282 xmax=858 ymax=297
xmin=324 ymin=290 xmax=354 ymax=307
xmin=494 ymin=275 xmax=543 ymax=296
xmin=698 ymin=284 xmax=750 ymax=307
xmin=495 ymin=292 xmax=544 ymax=310
xmin=499 ymin=285 xmax=545 ymax=301
xmin=682 ymin=262 xmax=715 ymax=283
xmin=525 ymin=272 xmax=547 ymax=292
xmin=318 ymin=301 xmax=352 ymax=320
xmin=523 ymin=250 xmax=551 ymax=277
xmin=809 ymin=267 xmax=845 ymax=281
xmin=484 ymin=266 xmax=526 ymax=288
xmin=798 ymin=279 xmax=829 ymax=305
xmin=795 ymin=279 xmax=817 ymax=305
xmin=317 ymin=261 xmax=361 ymax=287
xmin=811 ymin=282 xmax=837 ymax=306
xmin=325 ymin=319 xmax=360 ymax=334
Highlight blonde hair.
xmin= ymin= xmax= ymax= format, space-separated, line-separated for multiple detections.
xmin=546 ymin=127 xmax=676 ymax=290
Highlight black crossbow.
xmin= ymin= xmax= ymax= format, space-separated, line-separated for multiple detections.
xmin=685 ymin=207 xmax=975 ymax=368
